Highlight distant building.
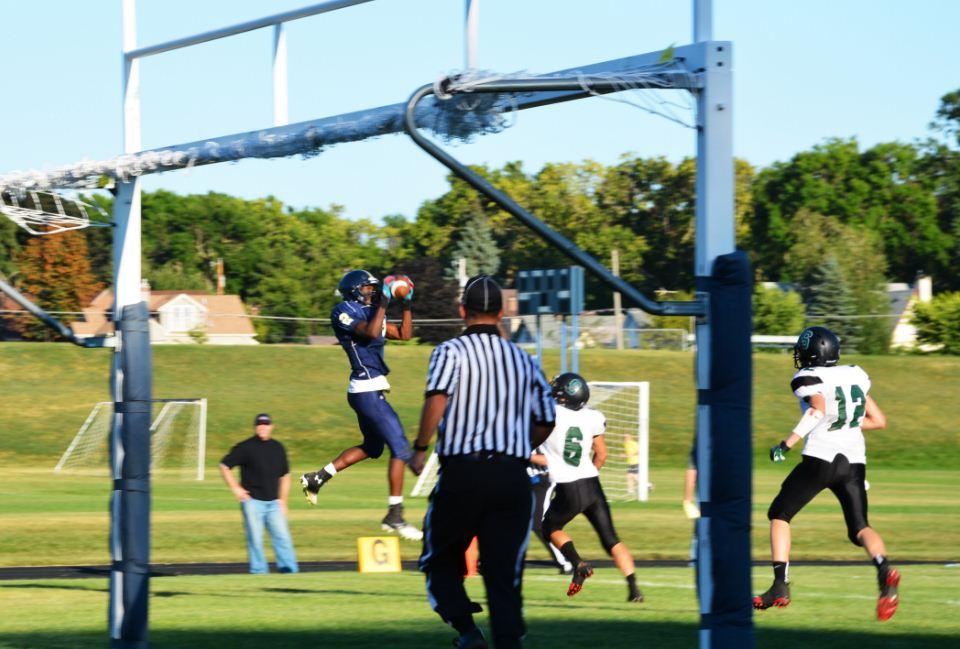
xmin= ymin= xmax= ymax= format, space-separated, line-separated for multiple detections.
xmin=889 ymin=275 xmax=933 ymax=350
xmin=72 ymin=281 xmax=259 ymax=345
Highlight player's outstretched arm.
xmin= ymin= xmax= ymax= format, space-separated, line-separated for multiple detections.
xmin=861 ymin=395 xmax=887 ymax=431
xmin=386 ymin=303 xmax=413 ymax=341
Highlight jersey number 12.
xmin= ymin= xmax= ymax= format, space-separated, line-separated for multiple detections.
xmin=828 ymin=384 xmax=866 ymax=431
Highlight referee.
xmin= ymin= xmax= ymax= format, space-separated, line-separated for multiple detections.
xmin=411 ymin=275 xmax=556 ymax=649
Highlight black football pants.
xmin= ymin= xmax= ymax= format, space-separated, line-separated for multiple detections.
xmin=419 ymin=455 xmax=534 ymax=649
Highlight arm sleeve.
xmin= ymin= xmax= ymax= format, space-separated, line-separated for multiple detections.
xmin=530 ymin=368 xmax=557 ymax=425
xmin=331 ymin=303 xmax=364 ymax=335
xmin=595 ymin=411 xmax=606 ymax=436
xmin=425 ymin=344 xmax=459 ymax=396
xmin=856 ymin=366 xmax=872 ymax=394
xmin=791 ymin=372 xmax=825 ymax=399
xmin=220 ymin=443 xmax=244 ymax=469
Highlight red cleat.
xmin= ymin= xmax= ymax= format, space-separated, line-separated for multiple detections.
xmin=876 ymin=569 xmax=900 ymax=622
xmin=753 ymin=581 xmax=791 ymax=610
xmin=567 ymin=561 xmax=594 ymax=597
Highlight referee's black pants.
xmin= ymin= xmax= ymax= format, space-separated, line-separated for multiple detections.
xmin=419 ymin=454 xmax=534 ymax=648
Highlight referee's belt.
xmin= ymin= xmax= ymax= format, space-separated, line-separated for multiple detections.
xmin=441 ymin=451 xmax=523 ymax=463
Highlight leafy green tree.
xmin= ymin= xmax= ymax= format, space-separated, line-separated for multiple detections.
xmin=912 ymin=292 xmax=960 ymax=354
xmin=753 ymin=284 xmax=805 ymax=335
xmin=749 ymin=138 xmax=950 ymax=287
xmin=785 ymin=211 xmax=891 ymax=353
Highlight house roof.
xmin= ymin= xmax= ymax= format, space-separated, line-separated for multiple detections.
xmin=71 ymin=289 xmax=256 ymax=337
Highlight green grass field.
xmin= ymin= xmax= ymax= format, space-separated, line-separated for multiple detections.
xmin=1 ymin=566 xmax=958 ymax=649
xmin=0 ymin=344 xmax=958 ymax=646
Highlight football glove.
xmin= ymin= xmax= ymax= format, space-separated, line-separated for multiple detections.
xmin=769 ymin=441 xmax=790 ymax=463
xmin=682 ymin=499 xmax=701 ymax=520
xmin=380 ymin=276 xmax=395 ymax=302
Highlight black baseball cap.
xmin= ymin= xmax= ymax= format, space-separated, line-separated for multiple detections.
xmin=254 ymin=413 xmax=272 ymax=426
xmin=461 ymin=275 xmax=503 ymax=313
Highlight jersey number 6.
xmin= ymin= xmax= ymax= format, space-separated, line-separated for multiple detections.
xmin=563 ymin=427 xmax=584 ymax=466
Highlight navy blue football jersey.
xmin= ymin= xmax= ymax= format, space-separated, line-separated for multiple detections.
xmin=330 ymin=300 xmax=389 ymax=382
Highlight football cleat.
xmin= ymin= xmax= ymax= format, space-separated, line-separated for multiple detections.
xmin=753 ymin=580 xmax=791 ymax=610
xmin=628 ymin=589 xmax=645 ymax=603
xmin=381 ymin=504 xmax=424 ymax=541
xmin=876 ymin=568 xmax=900 ymax=622
xmin=453 ymin=628 xmax=488 ymax=649
xmin=300 ymin=471 xmax=328 ymax=505
xmin=567 ymin=561 xmax=594 ymax=597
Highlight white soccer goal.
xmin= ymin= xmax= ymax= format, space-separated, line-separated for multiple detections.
xmin=411 ymin=381 xmax=650 ymax=501
xmin=54 ymin=398 xmax=208 ymax=480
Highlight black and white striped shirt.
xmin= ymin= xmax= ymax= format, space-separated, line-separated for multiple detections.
xmin=425 ymin=324 xmax=556 ymax=460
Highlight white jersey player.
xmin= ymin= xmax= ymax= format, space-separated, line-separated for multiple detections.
xmin=755 ymin=327 xmax=900 ymax=622
xmin=540 ymin=373 xmax=644 ymax=603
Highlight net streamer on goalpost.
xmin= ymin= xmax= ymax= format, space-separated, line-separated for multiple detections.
xmin=0 ymin=54 xmax=695 ymax=206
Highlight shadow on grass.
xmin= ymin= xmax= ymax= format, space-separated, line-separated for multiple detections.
xmin=0 ymin=583 xmax=191 ymax=598
xmin=0 ymin=621 xmax=954 ymax=649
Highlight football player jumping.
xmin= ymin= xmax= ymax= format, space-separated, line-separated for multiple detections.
xmin=300 ymin=270 xmax=422 ymax=541
xmin=540 ymin=373 xmax=645 ymax=603
xmin=755 ymin=326 xmax=899 ymax=621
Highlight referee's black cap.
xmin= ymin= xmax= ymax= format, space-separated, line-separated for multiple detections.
xmin=254 ymin=413 xmax=272 ymax=426
xmin=461 ymin=275 xmax=502 ymax=313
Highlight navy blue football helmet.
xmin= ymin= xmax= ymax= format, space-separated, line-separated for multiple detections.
xmin=551 ymin=372 xmax=590 ymax=411
xmin=338 ymin=269 xmax=378 ymax=304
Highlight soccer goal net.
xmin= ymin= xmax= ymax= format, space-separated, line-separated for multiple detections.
xmin=411 ymin=381 xmax=650 ymax=501
xmin=54 ymin=398 xmax=208 ymax=480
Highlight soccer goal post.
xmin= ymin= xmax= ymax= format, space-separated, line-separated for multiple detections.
xmin=54 ymin=398 xmax=208 ymax=480
xmin=410 ymin=381 xmax=650 ymax=501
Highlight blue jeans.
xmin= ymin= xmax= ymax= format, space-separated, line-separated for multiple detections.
xmin=240 ymin=498 xmax=299 ymax=574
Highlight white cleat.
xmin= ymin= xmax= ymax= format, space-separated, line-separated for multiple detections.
xmin=381 ymin=504 xmax=423 ymax=540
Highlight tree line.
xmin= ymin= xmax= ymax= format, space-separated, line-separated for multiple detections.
xmin=1 ymin=89 xmax=958 ymax=351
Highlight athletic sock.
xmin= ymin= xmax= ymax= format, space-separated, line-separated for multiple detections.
xmin=322 ymin=463 xmax=338 ymax=477
xmin=559 ymin=542 xmax=583 ymax=568
xmin=873 ymin=555 xmax=891 ymax=584
xmin=449 ymin=614 xmax=477 ymax=635
xmin=626 ymin=572 xmax=640 ymax=598
xmin=772 ymin=561 xmax=789 ymax=584
xmin=388 ymin=495 xmax=403 ymax=506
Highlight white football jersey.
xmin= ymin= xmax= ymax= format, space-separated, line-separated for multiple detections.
xmin=542 ymin=405 xmax=606 ymax=483
xmin=791 ymin=364 xmax=872 ymax=464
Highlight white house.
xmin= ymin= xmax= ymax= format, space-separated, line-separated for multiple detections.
xmin=73 ymin=282 xmax=259 ymax=345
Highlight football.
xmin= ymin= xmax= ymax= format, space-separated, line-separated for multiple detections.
xmin=391 ymin=275 xmax=412 ymax=299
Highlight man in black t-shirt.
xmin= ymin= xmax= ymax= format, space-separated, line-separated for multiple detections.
xmin=220 ymin=413 xmax=298 ymax=574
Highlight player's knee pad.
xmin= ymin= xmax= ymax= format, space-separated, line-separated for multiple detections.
xmin=848 ymin=526 xmax=867 ymax=547
xmin=767 ymin=505 xmax=793 ymax=524
xmin=360 ymin=439 xmax=385 ymax=459
xmin=541 ymin=518 xmax=559 ymax=540
xmin=601 ymin=536 xmax=620 ymax=555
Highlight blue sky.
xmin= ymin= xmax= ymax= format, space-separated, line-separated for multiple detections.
xmin=1 ymin=0 xmax=958 ymax=222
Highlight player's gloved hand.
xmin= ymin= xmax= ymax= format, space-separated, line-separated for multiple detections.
xmin=402 ymin=276 xmax=414 ymax=302
xmin=682 ymin=499 xmax=701 ymax=520
xmin=379 ymin=276 xmax=395 ymax=303
xmin=769 ymin=441 xmax=790 ymax=463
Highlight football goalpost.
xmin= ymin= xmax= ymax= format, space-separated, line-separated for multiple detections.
xmin=0 ymin=1 xmax=752 ymax=648
xmin=413 ymin=381 xmax=651 ymax=501
xmin=55 ymin=399 xmax=208 ymax=480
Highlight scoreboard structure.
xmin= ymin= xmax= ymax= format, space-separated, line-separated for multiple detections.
xmin=515 ymin=266 xmax=584 ymax=372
